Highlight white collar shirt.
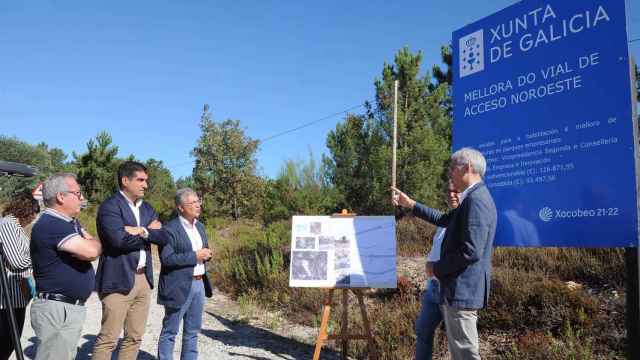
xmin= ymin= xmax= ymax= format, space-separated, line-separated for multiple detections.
xmin=180 ymin=216 xmax=205 ymax=276
xmin=120 ymin=191 xmax=146 ymax=270
xmin=459 ymin=180 xmax=481 ymax=204
xmin=426 ymin=227 xmax=446 ymax=263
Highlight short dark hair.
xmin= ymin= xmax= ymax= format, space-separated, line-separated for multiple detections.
xmin=3 ymin=191 xmax=40 ymax=223
xmin=117 ymin=161 xmax=148 ymax=188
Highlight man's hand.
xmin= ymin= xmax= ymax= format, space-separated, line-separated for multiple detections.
xmin=390 ymin=186 xmax=416 ymax=209
xmin=80 ymin=229 xmax=96 ymax=241
xmin=425 ymin=262 xmax=435 ymax=278
xmin=148 ymin=220 xmax=162 ymax=230
xmin=196 ymin=248 xmax=212 ymax=262
xmin=124 ymin=226 xmax=145 ymax=236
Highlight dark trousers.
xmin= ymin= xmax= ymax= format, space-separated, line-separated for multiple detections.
xmin=415 ymin=278 xmax=443 ymax=360
xmin=0 ymin=308 xmax=26 ymax=360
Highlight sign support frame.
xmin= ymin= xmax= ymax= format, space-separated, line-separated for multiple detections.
xmin=626 ymin=53 xmax=639 ymax=359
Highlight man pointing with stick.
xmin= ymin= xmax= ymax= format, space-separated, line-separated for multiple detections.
xmin=391 ymin=147 xmax=497 ymax=360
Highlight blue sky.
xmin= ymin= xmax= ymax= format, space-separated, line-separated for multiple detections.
xmin=1 ymin=1 xmax=638 ymax=180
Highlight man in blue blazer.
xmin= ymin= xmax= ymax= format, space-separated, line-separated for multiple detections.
xmin=93 ymin=161 xmax=166 ymax=360
xmin=392 ymin=147 xmax=497 ymax=360
xmin=157 ymin=188 xmax=213 ymax=360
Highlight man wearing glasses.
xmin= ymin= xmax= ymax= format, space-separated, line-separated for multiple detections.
xmin=156 ymin=188 xmax=212 ymax=360
xmin=392 ymin=148 xmax=497 ymax=360
xmin=30 ymin=173 xmax=101 ymax=360
xmin=93 ymin=161 xmax=166 ymax=360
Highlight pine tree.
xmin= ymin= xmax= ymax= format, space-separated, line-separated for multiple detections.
xmin=74 ymin=131 xmax=119 ymax=203
xmin=191 ymin=104 xmax=261 ymax=220
xmin=325 ymin=47 xmax=452 ymax=214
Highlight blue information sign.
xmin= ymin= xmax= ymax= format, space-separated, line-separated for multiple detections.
xmin=452 ymin=0 xmax=637 ymax=247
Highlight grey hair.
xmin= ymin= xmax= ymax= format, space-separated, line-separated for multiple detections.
xmin=175 ymin=188 xmax=198 ymax=206
xmin=42 ymin=173 xmax=77 ymax=207
xmin=451 ymin=147 xmax=487 ymax=177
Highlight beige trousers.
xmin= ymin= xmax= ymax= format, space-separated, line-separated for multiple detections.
xmin=92 ymin=273 xmax=151 ymax=360
xmin=441 ymin=304 xmax=481 ymax=360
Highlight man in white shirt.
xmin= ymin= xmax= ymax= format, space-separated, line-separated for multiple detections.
xmin=157 ymin=188 xmax=213 ymax=360
xmin=93 ymin=161 xmax=165 ymax=360
xmin=415 ymin=181 xmax=460 ymax=360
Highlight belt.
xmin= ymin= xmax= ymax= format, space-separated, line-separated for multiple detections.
xmin=136 ymin=267 xmax=146 ymax=274
xmin=193 ymin=275 xmax=203 ymax=280
xmin=37 ymin=292 xmax=85 ymax=306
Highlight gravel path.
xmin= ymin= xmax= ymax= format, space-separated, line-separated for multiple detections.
xmin=11 ymin=272 xmax=342 ymax=360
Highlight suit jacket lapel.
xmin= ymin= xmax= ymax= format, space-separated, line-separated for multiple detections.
xmin=457 ymin=182 xmax=484 ymax=209
xmin=116 ymin=192 xmax=138 ymax=226
xmin=196 ymin=223 xmax=209 ymax=249
xmin=172 ymin=220 xmax=190 ymax=251
xmin=466 ymin=182 xmax=483 ymax=197
xmin=139 ymin=204 xmax=149 ymax=227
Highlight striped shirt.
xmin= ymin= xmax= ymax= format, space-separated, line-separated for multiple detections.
xmin=0 ymin=215 xmax=33 ymax=309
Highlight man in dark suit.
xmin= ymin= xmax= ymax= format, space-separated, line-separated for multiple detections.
xmin=392 ymin=147 xmax=497 ymax=360
xmin=157 ymin=188 xmax=213 ymax=360
xmin=93 ymin=161 xmax=166 ymax=360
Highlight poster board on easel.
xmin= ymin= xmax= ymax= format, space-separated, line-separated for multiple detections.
xmin=288 ymin=215 xmax=396 ymax=289
xmin=289 ymin=213 xmax=387 ymax=360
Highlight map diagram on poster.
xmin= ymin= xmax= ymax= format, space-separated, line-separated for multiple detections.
xmin=289 ymin=216 xmax=396 ymax=288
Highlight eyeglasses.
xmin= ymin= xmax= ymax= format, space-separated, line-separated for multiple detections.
xmin=64 ymin=190 xmax=83 ymax=200
xmin=183 ymin=200 xmax=202 ymax=206
xmin=448 ymin=163 xmax=466 ymax=172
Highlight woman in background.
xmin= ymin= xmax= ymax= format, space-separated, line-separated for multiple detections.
xmin=0 ymin=191 xmax=39 ymax=360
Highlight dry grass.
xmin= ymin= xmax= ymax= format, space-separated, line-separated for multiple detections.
xmin=396 ymin=216 xmax=436 ymax=256
xmin=208 ymin=218 xmax=627 ymax=359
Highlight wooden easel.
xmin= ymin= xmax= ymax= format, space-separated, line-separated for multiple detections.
xmin=312 ymin=288 xmax=378 ymax=360
xmin=313 ymin=210 xmax=378 ymax=360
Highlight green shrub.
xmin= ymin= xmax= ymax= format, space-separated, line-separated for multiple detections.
xmin=76 ymin=205 xmax=98 ymax=237
xmin=494 ymin=248 xmax=625 ymax=288
xmin=279 ymin=287 xmax=326 ymax=324
xmin=396 ymin=216 xmax=437 ymax=256
xmin=503 ymin=322 xmax=621 ymax=360
xmin=349 ymin=290 xmax=422 ymax=360
xmin=483 ymin=267 xmax=598 ymax=333
xmin=209 ymin=219 xmax=290 ymax=296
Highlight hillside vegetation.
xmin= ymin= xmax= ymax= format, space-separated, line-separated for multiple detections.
xmin=205 ymin=217 xmax=626 ymax=359
xmin=2 ymin=47 xmax=637 ymax=359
